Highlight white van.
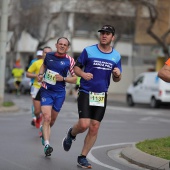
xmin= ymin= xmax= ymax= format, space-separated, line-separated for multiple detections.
xmin=126 ymin=72 xmax=170 ymax=108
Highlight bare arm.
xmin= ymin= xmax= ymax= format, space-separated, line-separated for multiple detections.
xmin=37 ymin=63 xmax=46 ymax=82
xmin=112 ymin=67 xmax=121 ymax=82
xmin=62 ymin=75 xmax=77 ymax=84
xmin=26 ymin=71 xmax=38 ymax=79
xmin=74 ymin=66 xmax=93 ymax=81
xmin=39 ymin=63 xmax=46 ymax=75
xmin=55 ymin=73 xmax=77 ymax=84
xmin=158 ymin=65 xmax=170 ymax=82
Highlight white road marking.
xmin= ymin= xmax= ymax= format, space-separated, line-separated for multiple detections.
xmin=106 ymin=106 xmax=170 ymax=116
xmin=140 ymin=116 xmax=170 ymax=123
xmin=87 ymin=143 xmax=132 ymax=170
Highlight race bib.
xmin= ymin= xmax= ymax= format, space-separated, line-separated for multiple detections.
xmin=44 ymin=69 xmax=58 ymax=85
xmin=89 ymin=92 xmax=105 ymax=107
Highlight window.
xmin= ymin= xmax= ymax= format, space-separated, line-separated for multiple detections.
xmin=134 ymin=76 xmax=144 ymax=86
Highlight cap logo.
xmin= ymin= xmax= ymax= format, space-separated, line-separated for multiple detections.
xmin=103 ymin=26 xmax=109 ymax=29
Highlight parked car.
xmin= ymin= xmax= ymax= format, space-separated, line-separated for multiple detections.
xmin=6 ymin=72 xmax=31 ymax=94
xmin=126 ymin=72 xmax=170 ymax=108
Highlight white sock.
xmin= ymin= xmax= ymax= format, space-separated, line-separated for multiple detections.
xmin=44 ymin=140 xmax=49 ymax=146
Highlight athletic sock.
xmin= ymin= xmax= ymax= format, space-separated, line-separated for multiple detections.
xmin=70 ymin=130 xmax=76 ymax=139
xmin=44 ymin=140 xmax=49 ymax=146
xmin=79 ymin=155 xmax=86 ymax=158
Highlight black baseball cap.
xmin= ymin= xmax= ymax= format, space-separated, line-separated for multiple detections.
xmin=98 ymin=25 xmax=115 ymax=35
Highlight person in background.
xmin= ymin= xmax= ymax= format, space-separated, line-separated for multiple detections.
xmin=73 ymin=76 xmax=81 ymax=101
xmin=38 ymin=37 xmax=77 ymax=157
xmin=26 ymin=47 xmax=52 ymax=129
xmin=12 ymin=63 xmax=24 ymax=96
xmin=62 ymin=25 xmax=122 ymax=169
xmin=158 ymin=58 xmax=170 ymax=82
xmin=28 ymin=47 xmax=52 ymax=127
xmin=28 ymin=53 xmax=39 ymax=126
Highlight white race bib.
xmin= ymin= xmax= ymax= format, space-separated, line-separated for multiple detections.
xmin=44 ymin=69 xmax=58 ymax=85
xmin=89 ymin=92 xmax=105 ymax=107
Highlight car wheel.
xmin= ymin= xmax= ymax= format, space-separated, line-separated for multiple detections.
xmin=126 ymin=94 xmax=134 ymax=106
xmin=150 ymin=97 xmax=159 ymax=108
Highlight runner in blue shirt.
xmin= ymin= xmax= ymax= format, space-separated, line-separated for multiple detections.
xmin=63 ymin=25 xmax=122 ymax=169
xmin=38 ymin=37 xmax=77 ymax=157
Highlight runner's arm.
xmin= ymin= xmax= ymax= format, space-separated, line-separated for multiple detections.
xmin=74 ymin=65 xmax=93 ymax=81
xmin=112 ymin=67 xmax=121 ymax=82
xmin=37 ymin=63 xmax=46 ymax=82
xmin=158 ymin=64 xmax=170 ymax=82
xmin=63 ymin=74 xmax=77 ymax=84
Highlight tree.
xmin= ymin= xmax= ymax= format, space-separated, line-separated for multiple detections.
xmin=8 ymin=0 xmax=66 ymax=51
xmin=130 ymin=0 xmax=170 ymax=58
xmin=8 ymin=0 xmax=136 ymax=50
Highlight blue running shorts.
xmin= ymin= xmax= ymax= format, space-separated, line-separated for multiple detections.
xmin=40 ymin=87 xmax=66 ymax=112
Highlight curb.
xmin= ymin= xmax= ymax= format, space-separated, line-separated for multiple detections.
xmin=121 ymin=143 xmax=170 ymax=170
xmin=0 ymin=105 xmax=19 ymax=113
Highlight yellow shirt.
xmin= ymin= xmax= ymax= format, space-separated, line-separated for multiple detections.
xmin=12 ymin=68 xmax=24 ymax=81
xmin=27 ymin=59 xmax=43 ymax=88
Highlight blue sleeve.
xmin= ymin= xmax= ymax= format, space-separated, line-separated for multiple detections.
xmin=113 ymin=52 xmax=122 ymax=73
xmin=116 ymin=53 xmax=122 ymax=73
xmin=116 ymin=59 xmax=122 ymax=73
xmin=77 ymin=49 xmax=88 ymax=66
xmin=44 ymin=55 xmax=48 ymax=66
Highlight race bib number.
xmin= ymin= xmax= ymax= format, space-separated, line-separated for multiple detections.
xmin=89 ymin=92 xmax=105 ymax=107
xmin=44 ymin=69 xmax=58 ymax=85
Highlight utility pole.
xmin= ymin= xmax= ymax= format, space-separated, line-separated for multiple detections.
xmin=0 ymin=0 xmax=9 ymax=105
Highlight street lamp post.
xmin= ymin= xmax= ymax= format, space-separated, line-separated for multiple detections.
xmin=0 ymin=0 xmax=9 ymax=104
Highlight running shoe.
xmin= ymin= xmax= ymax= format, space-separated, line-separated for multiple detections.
xmin=62 ymin=127 xmax=76 ymax=151
xmin=44 ymin=144 xmax=53 ymax=157
xmin=39 ymin=125 xmax=45 ymax=146
xmin=31 ymin=118 xmax=36 ymax=126
xmin=77 ymin=156 xmax=92 ymax=169
xmin=35 ymin=114 xmax=42 ymax=129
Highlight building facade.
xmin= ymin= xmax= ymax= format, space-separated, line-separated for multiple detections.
xmin=3 ymin=0 xmax=169 ymax=94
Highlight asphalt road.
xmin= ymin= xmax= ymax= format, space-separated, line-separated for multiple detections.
xmin=0 ymin=93 xmax=170 ymax=170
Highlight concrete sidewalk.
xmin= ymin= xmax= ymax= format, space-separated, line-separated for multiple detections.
xmin=0 ymin=105 xmax=19 ymax=113
xmin=0 ymin=94 xmax=19 ymax=113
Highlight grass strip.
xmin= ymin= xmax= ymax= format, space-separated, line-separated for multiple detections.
xmin=2 ymin=101 xmax=15 ymax=107
xmin=136 ymin=136 xmax=170 ymax=160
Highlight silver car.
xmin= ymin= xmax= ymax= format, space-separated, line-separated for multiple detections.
xmin=6 ymin=72 xmax=31 ymax=94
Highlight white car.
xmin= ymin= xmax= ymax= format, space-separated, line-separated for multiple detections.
xmin=126 ymin=72 xmax=170 ymax=108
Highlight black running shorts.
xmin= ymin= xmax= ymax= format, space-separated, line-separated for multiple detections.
xmin=34 ymin=89 xmax=41 ymax=101
xmin=77 ymin=91 xmax=107 ymax=122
